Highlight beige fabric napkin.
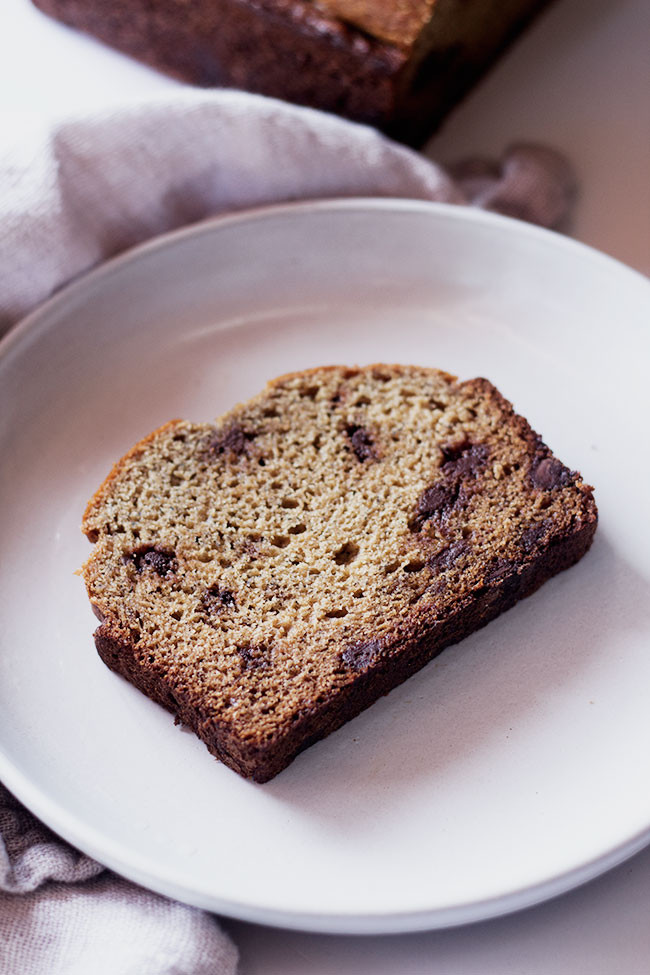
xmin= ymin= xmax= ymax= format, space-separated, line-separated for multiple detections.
xmin=0 ymin=785 xmax=238 ymax=974
xmin=0 ymin=88 xmax=576 ymax=974
xmin=0 ymin=89 xmax=575 ymax=333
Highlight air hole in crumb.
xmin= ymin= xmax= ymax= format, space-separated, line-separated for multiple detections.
xmin=429 ymin=398 xmax=445 ymax=410
xmin=333 ymin=541 xmax=359 ymax=565
xmin=281 ymin=498 xmax=299 ymax=509
xmin=258 ymin=458 xmax=266 ymax=466
xmin=404 ymin=560 xmax=425 ymax=573
xmin=172 ymin=434 xmax=186 ymax=442
xmin=353 ymin=589 xmax=364 ymax=598
xmin=301 ymin=385 xmax=319 ymax=400
xmin=219 ymin=558 xmax=232 ymax=568
xmin=170 ymin=474 xmax=182 ymax=486
xmin=324 ymin=608 xmax=348 ymax=618
xmin=171 ymin=610 xmax=183 ymax=621
xmin=354 ymin=395 xmax=371 ymax=406
xmin=289 ymin=524 xmax=306 ymax=534
xmin=271 ymin=480 xmax=282 ymax=490
xmin=461 ymin=526 xmax=472 ymax=539
xmin=272 ymin=535 xmax=290 ymax=548
xmin=312 ymin=434 xmax=322 ymax=450
xmin=263 ymin=407 xmax=279 ymax=418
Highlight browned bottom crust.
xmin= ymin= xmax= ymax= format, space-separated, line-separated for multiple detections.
xmin=95 ymin=516 xmax=595 ymax=782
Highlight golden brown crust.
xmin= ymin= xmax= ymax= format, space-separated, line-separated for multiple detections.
xmin=265 ymin=362 xmax=458 ymax=391
xmin=314 ymin=0 xmax=435 ymax=46
xmin=82 ymin=420 xmax=184 ymax=540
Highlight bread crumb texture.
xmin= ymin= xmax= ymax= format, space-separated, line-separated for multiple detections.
xmin=82 ymin=365 xmax=597 ymax=780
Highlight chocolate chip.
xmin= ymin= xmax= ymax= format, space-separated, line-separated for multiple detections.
xmin=206 ymin=423 xmax=256 ymax=458
xmin=411 ymin=482 xmax=460 ymax=529
xmin=441 ymin=441 xmax=489 ymax=476
xmin=484 ymin=557 xmax=514 ymax=583
xmin=521 ymin=519 xmax=551 ymax=553
xmin=200 ymin=585 xmax=237 ymax=616
xmin=428 ymin=540 xmax=468 ymax=573
xmin=127 ymin=546 xmax=177 ymax=577
xmin=345 ymin=424 xmax=378 ymax=462
xmin=341 ymin=638 xmax=383 ymax=672
xmin=410 ymin=442 xmax=489 ymax=531
xmin=238 ymin=644 xmax=270 ymax=670
xmin=483 ymin=558 xmax=523 ymax=603
xmin=440 ymin=440 xmax=471 ymax=464
xmin=529 ymin=455 xmax=571 ymax=491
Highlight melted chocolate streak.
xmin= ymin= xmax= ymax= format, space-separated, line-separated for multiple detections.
xmin=410 ymin=442 xmax=489 ymax=531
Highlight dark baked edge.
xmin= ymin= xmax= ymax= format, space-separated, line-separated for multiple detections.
xmin=31 ymin=0 xmax=405 ymax=131
xmin=94 ymin=512 xmax=596 ymax=783
xmin=31 ymin=0 xmax=553 ymax=144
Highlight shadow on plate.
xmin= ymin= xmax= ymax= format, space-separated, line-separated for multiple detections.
xmin=261 ymin=530 xmax=649 ymax=826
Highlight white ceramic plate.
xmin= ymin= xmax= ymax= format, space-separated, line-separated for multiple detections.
xmin=1 ymin=200 xmax=649 ymax=934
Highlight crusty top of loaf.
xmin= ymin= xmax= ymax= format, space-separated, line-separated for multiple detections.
xmin=82 ymin=365 xmax=596 ymax=755
xmin=313 ymin=0 xmax=435 ymax=46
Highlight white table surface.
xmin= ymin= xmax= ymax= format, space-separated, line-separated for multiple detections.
xmin=2 ymin=0 xmax=649 ymax=971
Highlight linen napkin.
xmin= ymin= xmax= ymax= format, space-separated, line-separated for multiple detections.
xmin=1 ymin=88 xmax=576 ymax=332
xmin=0 ymin=785 xmax=238 ymax=975
xmin=0 ymin=88 xmax=577 ymax=974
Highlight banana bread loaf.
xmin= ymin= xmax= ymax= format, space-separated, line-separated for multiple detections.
xmin=32 ymin=0 xmax=552 ymax=144
xmin=82 ymin=365 xmax=597 ymax=782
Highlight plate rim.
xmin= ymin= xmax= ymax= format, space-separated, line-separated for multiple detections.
xmin=1 ymin=196 xmax=648 ymax=367
xmin=3 ymin=753 xmax=650 ymax=934
xmin=1 ymin=197 xmax=649 ymax=934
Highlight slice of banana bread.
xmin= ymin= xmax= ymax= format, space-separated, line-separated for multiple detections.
xmin=82 ymin=365 xmax=597 ymax=782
